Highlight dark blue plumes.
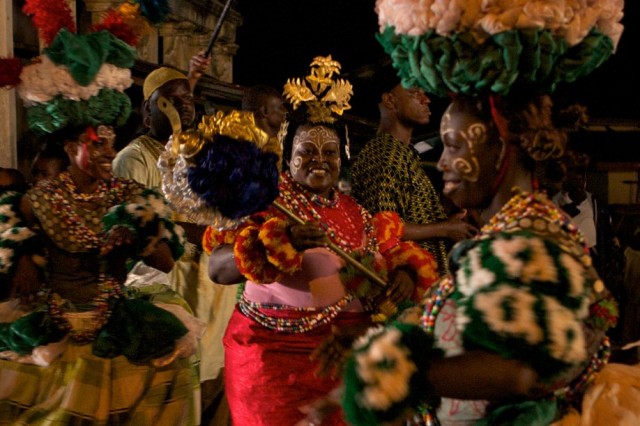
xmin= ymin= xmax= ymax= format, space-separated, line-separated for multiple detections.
xmin=187 ymin=136 xmax=280 ymax=219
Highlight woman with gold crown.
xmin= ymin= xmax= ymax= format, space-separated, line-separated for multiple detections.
xmin=0 ymin=1 xmax=204 ymax=424
xmin=335 ymin=1 xmax=638 ymax=425
xmin=177 ymin=56 xmax=441 ymax=425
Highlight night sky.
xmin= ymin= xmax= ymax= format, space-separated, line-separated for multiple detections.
xmin=232 ymin=0 xmax=640 ymax=126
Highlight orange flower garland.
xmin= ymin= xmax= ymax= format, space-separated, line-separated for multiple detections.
xmin=259 ymin=217 xmax=304 ymax=275
xmin=384 ymin=242 xmax=439 ymax=302
xmin=203 ymin=213 xmax=304 ymax=283
xmin=234 ymin=222 xmax=284 ymax=284
xmin=202 ymin=225 xmax=239 ymax=255
xmin=372 ymin=211 xmax=439 ymax=302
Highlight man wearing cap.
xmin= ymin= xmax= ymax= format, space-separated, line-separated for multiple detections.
xmin=113 ymin=65 xmax=197 ymax=188
xmin=114 ymin=56 xmax=236 ymax=426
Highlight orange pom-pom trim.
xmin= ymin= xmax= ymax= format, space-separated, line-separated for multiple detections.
xmin=259 ymin=217 xmax=303 ymax=274
xmin=371 ymin=211 xmax=438 ymax=300
xmin=383 ymin=241 xmax=439 ymax=302
xmin=202 ymin=226 xmax=239 ymax=255
xmin=234 ymin=222 xmax=284 ymax=284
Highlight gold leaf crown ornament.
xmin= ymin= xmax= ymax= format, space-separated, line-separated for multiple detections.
xmin=174 ymin=109 xmax=281 ymax=161
xmin=283 ymin=55 xmax=353 ymax=124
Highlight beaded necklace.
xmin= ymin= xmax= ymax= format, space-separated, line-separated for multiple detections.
xmin=41 ymin=172 xmax=130 ymax=250
xmin=278 ymin=172 xmax=377 ymax=253
xmin=482 ymin=188 xmax=586 ymax=249
xmin=238 ymin=293 xmax=354 ymax=333
xmin=59 ymin=171 xmax=109 ymax=203
xmin=47 ymin=271 xmax=124 ymax=344
xmin=421 ymin=189 xmax=587 ymax=335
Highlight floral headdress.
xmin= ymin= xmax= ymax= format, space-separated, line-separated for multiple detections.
xmin=376 ymin=0 xmax=624 ymax=98
xmin=0 ymin=0 xmax=170 ymax=136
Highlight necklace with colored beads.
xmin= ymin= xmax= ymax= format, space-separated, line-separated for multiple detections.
xmin=420 ymin=276 xmax=454 ymax=335
xmin=482 ymin=188 xmax=586 ymax=248
xmin=46 ymin=172 xmax=129 ymax=250
xmin=47 ymin=272 xmax=124 ymax=344
xmin=238 ymin=293 xmax=354 ymax=333
xmin=279 ymin=172 xmax=377 ymax=253
xmin=59 ymin=170 xmax=110 ymax=203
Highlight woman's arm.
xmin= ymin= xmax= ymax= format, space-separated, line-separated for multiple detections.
xmin=403 ymin=211 xmax=478 ymax=243
xmin=208 ymin=244 xmax=243 ymax=284
xmin=429 ymin=351 xmax=538 ymax=400
xmin=143 ymin=240 xmax=175 ymax=273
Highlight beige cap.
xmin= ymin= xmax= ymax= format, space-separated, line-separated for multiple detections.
xmin=142 ymin=67 xmax=188 ymax=100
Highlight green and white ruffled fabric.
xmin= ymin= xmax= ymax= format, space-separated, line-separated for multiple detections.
xmin=450 ymin=231 xmax=595 ymax=377
xmin=375 ymin=0 xmax=624 ymax=96
xmin=0 ymin=191 xmax=41 ymax=287
xmin=342 ymin=191 xmax=615 ymax=424
xmin=342 ymin=322 xmax=441 ymax=425
xmin=103 ymin=187 xmax=187 ymax=260
xmin=17 ymin=28 xmax=136 ymax=135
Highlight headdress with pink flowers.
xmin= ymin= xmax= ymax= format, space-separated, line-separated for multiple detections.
xmin=375 ymin=0 xmax=624 ymax=97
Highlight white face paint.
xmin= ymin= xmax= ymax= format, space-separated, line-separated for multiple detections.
xmin=440 ymin=110 xmax=489 ymax=183
xmin=289 ymin=125 xmax=341 ymax=197
xmin=437 ymin=99 xmax=503 ymax=211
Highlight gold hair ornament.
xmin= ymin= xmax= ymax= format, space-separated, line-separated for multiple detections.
xmin=283 ymin=55 xmax=353 ymax=124
xmin=174 ymin=109 xmax=281 ymax=162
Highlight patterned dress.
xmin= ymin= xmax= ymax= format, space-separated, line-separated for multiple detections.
xmin=0 ymin=173 xmax=204 ymax=425
xmin=421 ymin=190 xmax=616 ymax=424
xmin=351 ymin=133 xmax=450 ymax=275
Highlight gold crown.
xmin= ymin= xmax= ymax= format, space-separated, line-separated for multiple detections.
xmin=283 ymin=55 xmax=353 ymax=124
xmin=175 ymin=110 xmax=281 ymax=162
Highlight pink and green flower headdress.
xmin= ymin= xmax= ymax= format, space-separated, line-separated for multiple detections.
xmin=376 ymin=0 xmax=624 ymax=97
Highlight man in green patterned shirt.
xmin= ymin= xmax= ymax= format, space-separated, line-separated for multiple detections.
xmin=351 ymin=67 xmax=477 ymax=275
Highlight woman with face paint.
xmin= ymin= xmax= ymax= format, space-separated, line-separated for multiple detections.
xmin=336 ymin=1 xmax=630 ymax=424
xmin=204 ymin=57 xmax=440 ymax=426
xmin=340 ymin=92 xmax=623 ymax=426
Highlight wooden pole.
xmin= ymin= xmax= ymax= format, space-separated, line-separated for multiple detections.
xmin=273 ymin=201 xmax=387 ymax=288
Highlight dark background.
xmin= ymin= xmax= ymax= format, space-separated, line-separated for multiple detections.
xmin=231 ymin=0 xmax=640 ymax=148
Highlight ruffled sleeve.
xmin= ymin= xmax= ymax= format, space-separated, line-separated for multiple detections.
xmin=448 ymin=228 xmax=609 ymax=381
xmin=103 ymin=187 xmax=186 ymax=260
xmin=0 ymin=191 xmax=45 ymax=290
